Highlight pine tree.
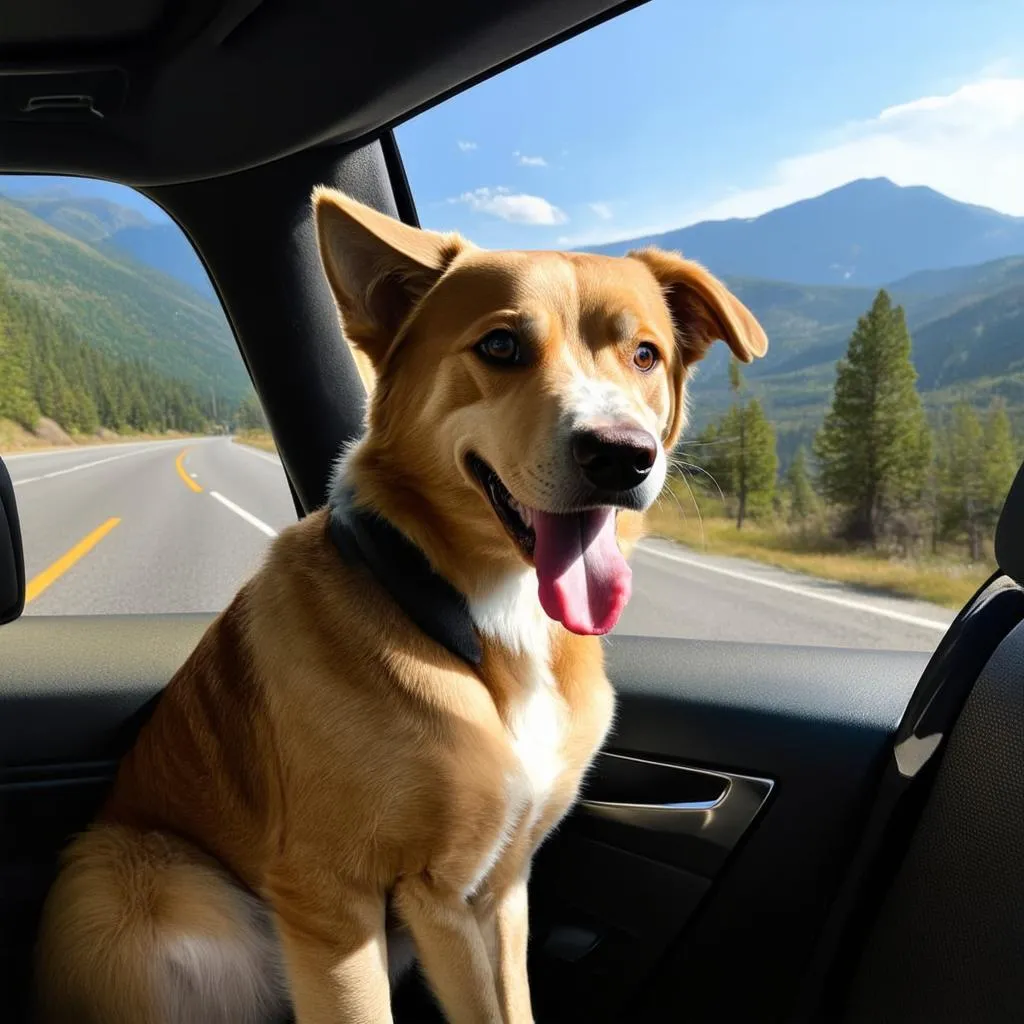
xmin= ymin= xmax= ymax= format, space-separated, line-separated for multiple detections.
xmin=0 ymin=268 xmax=210 ymax=437
xmin=982 ymin=399 xmax=1017 ymax=524
xmin=936 ymin=401 xmax=986 ymax=561
xmin=814 ymin=290 xmax=931 ymax=545
xmin=703 ymin=362 xmax=778 ymax=529
xmin=0 ymin=311 xmax=39 ymax=427
xmin=233 ymin=393 xmax=268 ymax=432
xmin=786 ymin=446 xmax=818 ymax=527
xmin=736 ymin=398 xmax=778 ymax=525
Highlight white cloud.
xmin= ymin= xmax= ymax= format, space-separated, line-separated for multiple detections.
xmin=457 ymin=140 xmax=478 ymax=152
xmin=514 ymin=151 xmax=548 ymax=167
xmin=693 ymin=76 xmax=1024 ymax=222
xmin=452 ymin=187 xmax=568 ymax=225
xmin=588 ymin=201 xmax=613 ymax=220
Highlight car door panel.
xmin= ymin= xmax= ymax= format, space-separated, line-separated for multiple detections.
xmin=1 ymin=617 xmax=927 ymax=1022
xmin=528 ymin=637 xmax=928 ymax=1022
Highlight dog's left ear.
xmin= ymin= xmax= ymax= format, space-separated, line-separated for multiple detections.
xmin=629 ymin=247 xmax=768 ymax=365
xmin=314 ymin=187 xmax=471 ymax=385
xmin=630 ymin=247 xmax=767 ymax=447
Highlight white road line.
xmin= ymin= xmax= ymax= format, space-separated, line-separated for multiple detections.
xmin=232 ymin=441 xmax=281 ymax=465
xmin=11 ymin=445 xmax=158 ymax=486
xmin=637 ymin=542 xmax=951 ymax=632
xmin=209 ymin=491 xmax=279 ymax=537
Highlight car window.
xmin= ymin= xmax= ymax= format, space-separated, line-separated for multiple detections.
xmin=0 ymin=176 xmax=293 ymax=615
xmin=394 ymin=0 xmax=1024 ymax=653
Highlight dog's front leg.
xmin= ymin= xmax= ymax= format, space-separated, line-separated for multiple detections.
xmin=274 ymin=890 xmax=394 ymax=1024
xmin=393 ymin=871 xmax=503 ymax=1023
xmin=476 ymin=875 xmax=534 ymax=1024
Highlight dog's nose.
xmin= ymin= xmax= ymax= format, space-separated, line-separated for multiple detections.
xmin=572 ymin=425 xmax=658 ymax=492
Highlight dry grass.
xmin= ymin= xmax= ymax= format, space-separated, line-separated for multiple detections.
xmin=232 ymin=430 xmax=278 ymax=455
xmin=0 ymin=417 xmax=203 ymax=455
xmin=647 ymin=481 xmax=992 ymax=610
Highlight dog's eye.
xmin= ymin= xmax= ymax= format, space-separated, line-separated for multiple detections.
xmin=475 ymin=330 xmax=522 ymax=366
xmin=633 ymin=342 xmax=659 ymax=372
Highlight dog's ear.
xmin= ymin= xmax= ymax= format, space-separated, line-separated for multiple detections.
xmin=629 ymin=247 xmax=767 ymax=365
xmin=313 ymin=188 xmax=470 ymax=385
xmin=630 ymin=247 xmax=767 ymax=447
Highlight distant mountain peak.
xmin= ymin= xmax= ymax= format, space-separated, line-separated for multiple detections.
xmin=587 ymin=178 xmax=1024 ymax=286
xmin=831 ymin=176 xmax=899 ymax=192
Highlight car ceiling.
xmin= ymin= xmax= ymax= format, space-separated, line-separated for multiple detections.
xmin=0 ymin=0 xmax=635 ymax=185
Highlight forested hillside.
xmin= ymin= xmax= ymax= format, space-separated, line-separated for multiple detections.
xmin=0 ymin=270 xmax=209 ymax=435
xmin=0 ymin=197 xmax=247 ymax=403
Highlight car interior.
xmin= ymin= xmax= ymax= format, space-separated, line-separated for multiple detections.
xmin=1 ymin=2 xmax=1023 ymax=1022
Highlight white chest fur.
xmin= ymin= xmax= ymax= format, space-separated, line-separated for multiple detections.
xmin=469 ymin=570 xmax=567 ymax=836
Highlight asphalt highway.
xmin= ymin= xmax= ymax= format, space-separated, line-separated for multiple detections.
xmin=6 ymin=438 xmax=953 ymax=652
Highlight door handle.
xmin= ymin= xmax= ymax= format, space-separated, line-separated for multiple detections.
xmin=579 ymin=752 xmax=773 ymax=855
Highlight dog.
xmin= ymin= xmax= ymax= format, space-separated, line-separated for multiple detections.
xmin=34 ymin=189 xmax=767 ymax=1023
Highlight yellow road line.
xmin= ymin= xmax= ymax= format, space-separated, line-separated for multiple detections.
xmin=26 ymin=517 xmax=121 ymax=604
xmin=175 ymin=447 xmax=203 ymax=492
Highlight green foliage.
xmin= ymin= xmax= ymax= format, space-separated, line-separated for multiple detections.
xmin=814 ymin=290 xmax=931 ymax=544
xmin=685 ymin=255 xmax=1024 ymax=446
xmin=982 ymin=399 xmax=1018 ymax=517
xmin=0 ymin=306 xmax=40 ymax=427
xmin=785 ymin=447 xmax=818 ymax=525
xmin=0 ymin=270 xmax=209 ymax=435
xmin=935 ymin=402 xmax=987 ymax=560
xmin=728 ymin=355 xmax=742 ymax=394
xmin=933 ymin=398 xmax=1016 ymax=560
xmin=232 ymin=392 xmax=269 ymax=432
xmin=698 ymin=363 xmax=778 ymax=529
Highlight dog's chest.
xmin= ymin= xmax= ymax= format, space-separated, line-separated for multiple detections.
xmin=470 ymin=572 xmax=566 ymax=815
xmin=506 ymin=651 xmax=564 ymax=814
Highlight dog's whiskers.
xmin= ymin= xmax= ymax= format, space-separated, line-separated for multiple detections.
xmin=676 ymin=468 xmax=707 ymax=551
xmin=669 ymin=458 xmax=726 ymax=507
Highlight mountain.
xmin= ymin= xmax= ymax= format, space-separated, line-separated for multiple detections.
xmin=1 ymin=184 xmax=216 ymax=298
xmin=0 ymin=173 xmax=1020 ymax=457
xmin=101 ymin=224 xmax=215 ymax=298
xmin=589 ymin=178 xmax=1024 ymax=287
xmin=685 ymin=254 xmax=1024 ymax=463
xmin=0 ymin=269 xmax=210 ymax=436
xmin=0 ymin=197 xmax=248 ymax=403
xmin=913 ymin=283 xmax=1024 ymax=390
xmin=6 ymin=192 xmax=151 ymax=244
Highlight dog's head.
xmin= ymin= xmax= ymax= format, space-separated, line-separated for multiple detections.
xmin=315 ymin=188 xmax=767 ymax=636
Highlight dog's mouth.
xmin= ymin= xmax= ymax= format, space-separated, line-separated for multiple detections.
xmin=467 ymin=453 xmax=632 ymax=636
xmin=467 ymin=453 xmax=537 ymax=560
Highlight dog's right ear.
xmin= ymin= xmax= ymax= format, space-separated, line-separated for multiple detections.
xmin=313 ymin=188 xmax=469 ymax=387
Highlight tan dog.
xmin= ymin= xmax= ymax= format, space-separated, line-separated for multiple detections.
xmin=34 ymin=190 xmax=767 ymax=1023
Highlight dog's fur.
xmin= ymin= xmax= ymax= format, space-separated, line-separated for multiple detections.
xmin=33 ymin=190 xmax=766 ymax=1023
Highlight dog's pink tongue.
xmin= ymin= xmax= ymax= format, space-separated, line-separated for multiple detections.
xmin=531 ymin=508 xmax=631 ymax=635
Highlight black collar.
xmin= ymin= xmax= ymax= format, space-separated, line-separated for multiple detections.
xmin=328 ymin=488 xmax=482 ymax=667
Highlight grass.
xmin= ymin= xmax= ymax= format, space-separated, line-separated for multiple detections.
xmin=232 ymin=430 xmax=278 ymax=455
xmin=647 ymin=481 xmax=993 ymax=610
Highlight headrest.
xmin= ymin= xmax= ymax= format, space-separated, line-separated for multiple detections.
xmin=995 ymin=460 xmax=1024 ymax=587
xmin=0 ymin=456 xmax=25 ymax=625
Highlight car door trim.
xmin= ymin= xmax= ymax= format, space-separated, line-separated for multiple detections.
xmin=579 ymin=751 xmax=774 ymax=851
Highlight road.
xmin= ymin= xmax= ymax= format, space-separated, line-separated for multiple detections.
xmin=5 ymin=438 xmax=954 ymax=651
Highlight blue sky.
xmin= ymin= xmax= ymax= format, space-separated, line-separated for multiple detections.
xmin=396 ymin=0 xmax=1024 ymax=249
